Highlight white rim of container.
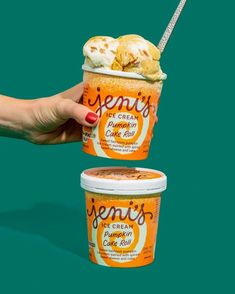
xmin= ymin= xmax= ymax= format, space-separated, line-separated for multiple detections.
xmin=80 ymin=167 xmax=167 ymax=195
xmin=82 ymin=65 xmax=167 ymax=81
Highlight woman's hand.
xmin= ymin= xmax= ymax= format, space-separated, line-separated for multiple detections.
xmin=0 ymin=83 xmax=99 ymax=144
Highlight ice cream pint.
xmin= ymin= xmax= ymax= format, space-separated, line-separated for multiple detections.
xmin=82 ymin=35 xmax=167 ymax=160
xmin=81 ymin=167 xmax=167 ymax=268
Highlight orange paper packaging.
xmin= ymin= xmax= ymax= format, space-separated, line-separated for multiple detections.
xmin=80 ymin=167 xmax=167 ymax=268
xmin=82 ymin=66 xmax=167 ymax=160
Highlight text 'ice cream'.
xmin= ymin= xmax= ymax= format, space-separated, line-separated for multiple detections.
xmin=83 ymin=35 xmax=163 ymax=81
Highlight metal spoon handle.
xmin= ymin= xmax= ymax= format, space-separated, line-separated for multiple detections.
xmin=158 ymin=0 xmax=187 ymax=53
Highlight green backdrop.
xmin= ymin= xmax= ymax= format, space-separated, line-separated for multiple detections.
xmin=0 ymin=0 xmax=234 ymax=293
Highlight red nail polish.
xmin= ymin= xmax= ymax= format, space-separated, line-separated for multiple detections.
xmin=85 ymin=112 xmax=98 ymax=124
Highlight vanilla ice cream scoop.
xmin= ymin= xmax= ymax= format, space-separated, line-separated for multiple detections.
xmin=83 ymin=36 xmax=119 ymax=68
xmin=83 ymin=35 xmax=163 ymax=81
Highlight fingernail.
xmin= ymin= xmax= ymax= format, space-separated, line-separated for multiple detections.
xmin=85 ymin=112 xmax=98 ymax=124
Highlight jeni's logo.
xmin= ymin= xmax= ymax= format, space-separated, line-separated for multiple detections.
xmin=87 ymin=198 xmax=153 ymax=229
xmin=88 ymin=87 xmax=155 ymax=118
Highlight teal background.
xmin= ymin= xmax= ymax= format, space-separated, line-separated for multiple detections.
xmin=0 ymin=0 xmax=234 ymax=293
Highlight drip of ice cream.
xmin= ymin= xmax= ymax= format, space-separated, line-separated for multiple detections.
xmin=83 ymin=35 xmax=163 ymax=81
xmin=84 ymin=168 xmax=162 ymax=180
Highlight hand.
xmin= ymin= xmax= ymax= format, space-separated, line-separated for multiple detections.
xmin=0 ymin=83 xmax=99 ymax=144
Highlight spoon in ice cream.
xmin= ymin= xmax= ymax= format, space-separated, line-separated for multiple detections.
xmin=158 ymin=0 xmax=187 ymax=53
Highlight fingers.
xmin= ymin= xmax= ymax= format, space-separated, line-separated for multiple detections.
xmin=31 ymin=121 xmax=83 ymax=144
xmin=59 ymin=82 xmax=84 ymax=102
xmin=57 ymin=99 xmax=99 ymax=127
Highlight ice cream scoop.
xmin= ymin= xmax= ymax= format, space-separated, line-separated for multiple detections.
xmin=83 ymin=34 xmax=163 ymax=81
xmin=83 ymin=36 xmax=119 ymax=68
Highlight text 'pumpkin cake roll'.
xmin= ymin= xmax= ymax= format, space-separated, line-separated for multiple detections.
xmin=82 ymin=35 xmax=167 ymax=160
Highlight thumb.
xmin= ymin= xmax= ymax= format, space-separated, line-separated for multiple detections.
xmin=57 ymin=99 xmax=99 ymax=127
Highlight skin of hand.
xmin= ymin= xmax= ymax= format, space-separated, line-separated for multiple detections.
xmin=0 ymin=82 xmax=158 ymax=144
xmin=0 ymin=83 xmax=99 ymax=144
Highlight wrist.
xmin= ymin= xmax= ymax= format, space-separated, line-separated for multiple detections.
xmin=0 ymin=95 xmax=36 ymax=139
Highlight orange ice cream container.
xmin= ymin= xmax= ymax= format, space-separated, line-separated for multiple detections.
xmin=81 ymin=166 xmax=167 ymax=268
xmin=82 ymin=65 xmax=167 ymax=160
